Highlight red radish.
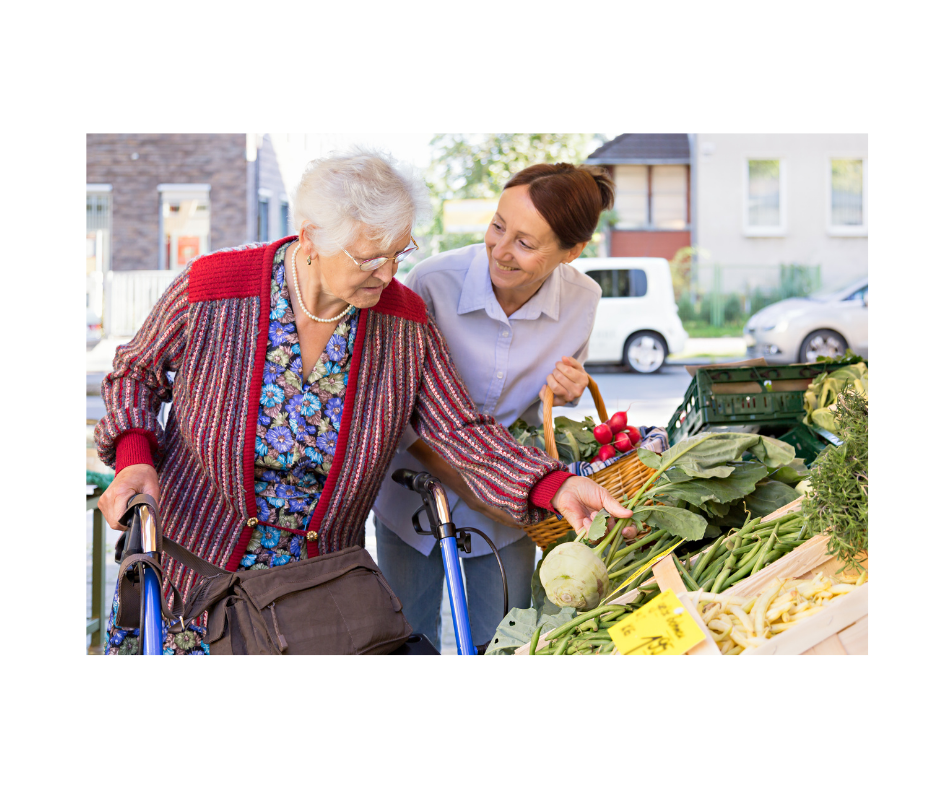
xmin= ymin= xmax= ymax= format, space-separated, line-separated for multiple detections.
xmin=593 ymin=423 xmax=613 ymax=445
xmin=608 ymin=411 xmax=628 ymax=433
xmin=588 ymin=453 xmax=599 ymax=464
xmin=625 ymin=425 xmax=641 ymax=445
xmin=597 ymin=444 xmax=617 ymax=462
xmin=613 ymin=432 xmax=633 ymax=453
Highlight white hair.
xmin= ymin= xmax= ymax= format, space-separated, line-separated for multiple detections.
xmin=290 ymin=145 xmax=431 ymax=255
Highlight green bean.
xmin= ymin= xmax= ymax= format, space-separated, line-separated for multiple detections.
xmin=609 ymin=528 xmax=666 ymax=563
xmin=750 ymin=523 xmax=780 ymax=576
xmin=529 ymin=625 xmax=544 ymax=656
xmin=553 ymin=633 xmax=573 ymax=655
xmin=690 ymin=537 xmax=725 ymax=581
xmin=544 ymin=605 xmax=628 ymax=643
xmin=673 ymin=554 xmax=699 ymax=591
xmin=710 ymin=541 xmax=739 ymax=592
xmin=721 ymin=551 xmax=764 ymax=589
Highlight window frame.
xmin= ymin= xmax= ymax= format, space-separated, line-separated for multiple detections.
xmin=826 ymin=154 xmax=867 ymax=237
xmin=743 ymin=156 xmax=787 ymax=237
xmin=613 ymin=164 xmax=690 ymax=231
xmin=157 ymin=183 xmax=211 ymax=270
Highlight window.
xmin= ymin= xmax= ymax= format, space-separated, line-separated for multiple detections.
xmin=158 ymin=184 xmax=211 ymax=269
xmin=745 ymin=158 xmax=786 ymax=236
xmin=651 ymin=165 xmax=688 ymax=229
xmin=845 ymin=285 xmax=868 ymax=302
xmin=614 ymin=165 xmax=649 ymax=228
xmin=586 ymin=269 xmax=648 ymax=298
xmin=828 ymin=157 xmax=866 ymax=236
xmin=258 ymin=195 xmax=270 ymax=242
xmin=614 ymin=164 xmax=689 ymax=230
xmin=86 ymin=185 xmax=112 ymax=274
xmin=280 ymin=200 xmax=290 ymax=238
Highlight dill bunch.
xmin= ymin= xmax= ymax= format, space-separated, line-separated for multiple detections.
xmin=802 ymin=388 xmax=868 ymax=571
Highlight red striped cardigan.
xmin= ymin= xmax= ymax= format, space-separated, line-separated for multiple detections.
xmin=95 ymin=237 xmax=571 ymax=600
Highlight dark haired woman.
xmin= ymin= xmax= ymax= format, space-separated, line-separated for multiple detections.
xmin=373 ymin=163 xmax=619 ymax=652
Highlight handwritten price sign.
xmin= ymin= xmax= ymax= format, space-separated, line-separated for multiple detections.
xmin=608 ymin=589 xmax=706 ymax=656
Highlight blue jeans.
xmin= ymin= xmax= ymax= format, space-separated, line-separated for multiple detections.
xmin=374 ymin=519 xmax=536 ymax=653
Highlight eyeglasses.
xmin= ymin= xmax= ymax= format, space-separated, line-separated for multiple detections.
xmin=342 ymin=236 xmax=419 ymax=272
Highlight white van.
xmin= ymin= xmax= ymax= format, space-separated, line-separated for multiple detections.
xmin=570 ymin=257 xmax=687 ymax=373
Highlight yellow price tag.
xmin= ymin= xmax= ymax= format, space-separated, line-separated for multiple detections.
xmin=608 ymin=588 xmax=706 ymax=656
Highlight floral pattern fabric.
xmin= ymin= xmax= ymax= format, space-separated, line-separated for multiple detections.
xmin=104 ymin=241 xmax=357 ymax=655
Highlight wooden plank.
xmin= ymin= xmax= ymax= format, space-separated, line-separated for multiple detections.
xmin=742 ymin=583 xmax=868 ymax=656
xmin=804 ymin=632 xmax=847 ymax=655
xmin=837 ymin=615 xmax=868 ymax=655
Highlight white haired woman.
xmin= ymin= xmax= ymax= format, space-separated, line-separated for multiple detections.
xmin=95 ymin=147 xmax=631 ymax=655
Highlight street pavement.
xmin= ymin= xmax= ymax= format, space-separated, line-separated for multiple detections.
xmin=86 ymin=335 xmax=745 ymax=654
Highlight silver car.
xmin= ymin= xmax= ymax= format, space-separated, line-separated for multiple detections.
xmin=744 ymin=277 xmax=868 ymax=363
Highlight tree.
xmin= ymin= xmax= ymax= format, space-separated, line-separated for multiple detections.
xmin=422 ymin=133 xmax=606 ymax=254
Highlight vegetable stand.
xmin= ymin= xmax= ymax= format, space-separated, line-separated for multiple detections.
xmin=492 ymin=361 xmax=867 ymax=657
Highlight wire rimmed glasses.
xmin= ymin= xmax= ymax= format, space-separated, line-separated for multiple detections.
xmin=342 ymin=236 xmax=419 ymax=272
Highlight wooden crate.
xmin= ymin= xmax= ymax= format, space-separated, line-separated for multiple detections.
xmin=515 ymin=497 xmax=867 ymax=655
xmin=654 ymin=498 xmax=868 ymax=655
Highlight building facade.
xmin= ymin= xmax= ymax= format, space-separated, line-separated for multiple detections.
xmin=585 ymin=133 xmax=692 ymax=261
xmin=86 ymin=133 xmax=299 ymax=334
xmin=693 ymin=133 xmax=868 ymax=289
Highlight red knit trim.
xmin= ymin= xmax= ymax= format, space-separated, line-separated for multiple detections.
xmin=224 ymin=240 xmax=284 ymax=572
xmin=529 ymin=470 xmax=573 ymax=512
xmin=189 ymin=237 xmax=293 ymax=303
xmin=371 ymin=278 xmax=428 ymax=324
xmin=115 ymin=430 xmax=157 ymax=474
xmin=306 ymin=307 xmax=371 ymax=539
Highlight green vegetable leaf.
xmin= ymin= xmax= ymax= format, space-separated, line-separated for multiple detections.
xmin=637 ymin=447 xmax=662 ymax=470
xmin=661 ymin=461 xmax=770 ymax=506
xmin=585 ymin=508 xmax=609 ymax=543
xmin=768 ymin=459 xmax=810 ymax=485
xmin=742 ymin=479 xmax=801 ymax=517
xmin=632 ymin=505 xmax=708 ymax=540
xmin=484 ymin=605 xmax=578 ymax=655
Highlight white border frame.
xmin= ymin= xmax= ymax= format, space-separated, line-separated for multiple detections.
xmin=743 ymin=156 xmax=787 ymax=237
xmin=826 ymin=154 xmax=867 ymax=237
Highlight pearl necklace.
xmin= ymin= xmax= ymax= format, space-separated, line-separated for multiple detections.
xmin=290 ymin=242 xmax=354 ymax=323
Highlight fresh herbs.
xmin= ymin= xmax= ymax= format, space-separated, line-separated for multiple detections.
xmin=803 ymin=388 xmax=868 ymax=570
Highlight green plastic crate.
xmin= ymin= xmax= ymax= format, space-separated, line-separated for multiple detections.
xmin=667 ymin=361 xmax=853 ymax=446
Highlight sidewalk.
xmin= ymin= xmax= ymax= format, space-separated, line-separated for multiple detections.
xmin=667 ymin=336 xmax=747 ymax=365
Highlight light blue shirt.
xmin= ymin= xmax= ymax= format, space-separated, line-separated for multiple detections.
xmin=371 ymin=243 xmax=602 ymax=556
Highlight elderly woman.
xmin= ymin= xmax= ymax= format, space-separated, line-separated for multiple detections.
xmin=95 ymin=148 xmax=631 ymax=655
xmin=374 ymin=162 xmax=622 ymax=652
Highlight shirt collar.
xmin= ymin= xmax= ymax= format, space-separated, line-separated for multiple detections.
xmin=456 ymin=244 xmax=562 ymax=322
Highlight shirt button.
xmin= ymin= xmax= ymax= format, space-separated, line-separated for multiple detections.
xmin=501 ymin=330 xmax=509 ymax=337
xmin=306 ymin=530 xmax=318 ymax=541
xmin=497 ymin=371 xmax=504 ymax=379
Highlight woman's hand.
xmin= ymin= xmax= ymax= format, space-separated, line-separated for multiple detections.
xmin=98 ymin=463 xmax=161 ymax=531
xmin=539 ymin=356 xmax=589 ymax=406
xmin=549 ymin=476 xmax=635 ymax=538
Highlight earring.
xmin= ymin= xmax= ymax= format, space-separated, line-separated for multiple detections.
xmin=307 ymin=255 xmax=312 ymax=266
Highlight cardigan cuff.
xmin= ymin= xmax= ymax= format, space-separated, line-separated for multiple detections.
xmin=528 ymin=470 xmax=574 ymax=512
xmin=115 ymin=430 xmax=156 ymax=474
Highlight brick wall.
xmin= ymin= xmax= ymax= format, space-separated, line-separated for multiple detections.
xmin=610 ymin=230 xmax=690 ymax=261
xmin=86 ymin=134 xmax=248 ymax=270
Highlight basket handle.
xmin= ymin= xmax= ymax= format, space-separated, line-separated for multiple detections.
xmin=542 ymin=375 xmax=609 ymax=460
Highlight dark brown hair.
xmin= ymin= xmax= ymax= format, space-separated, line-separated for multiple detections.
xmin=503 ymin=163 xmax=615 ymax=249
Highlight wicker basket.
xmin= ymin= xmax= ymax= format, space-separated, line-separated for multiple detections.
xmin=523 ymin=376 xmax=659 ymax=549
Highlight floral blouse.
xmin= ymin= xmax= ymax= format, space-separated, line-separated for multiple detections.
xmin=241 ymin=242 xmax=358 ymax=570
xmin=105 ymin=240 xmax=358 ymax=655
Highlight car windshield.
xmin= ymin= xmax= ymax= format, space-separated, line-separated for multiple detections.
xmin=808 ymin=278 xmax=867 ymax=301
